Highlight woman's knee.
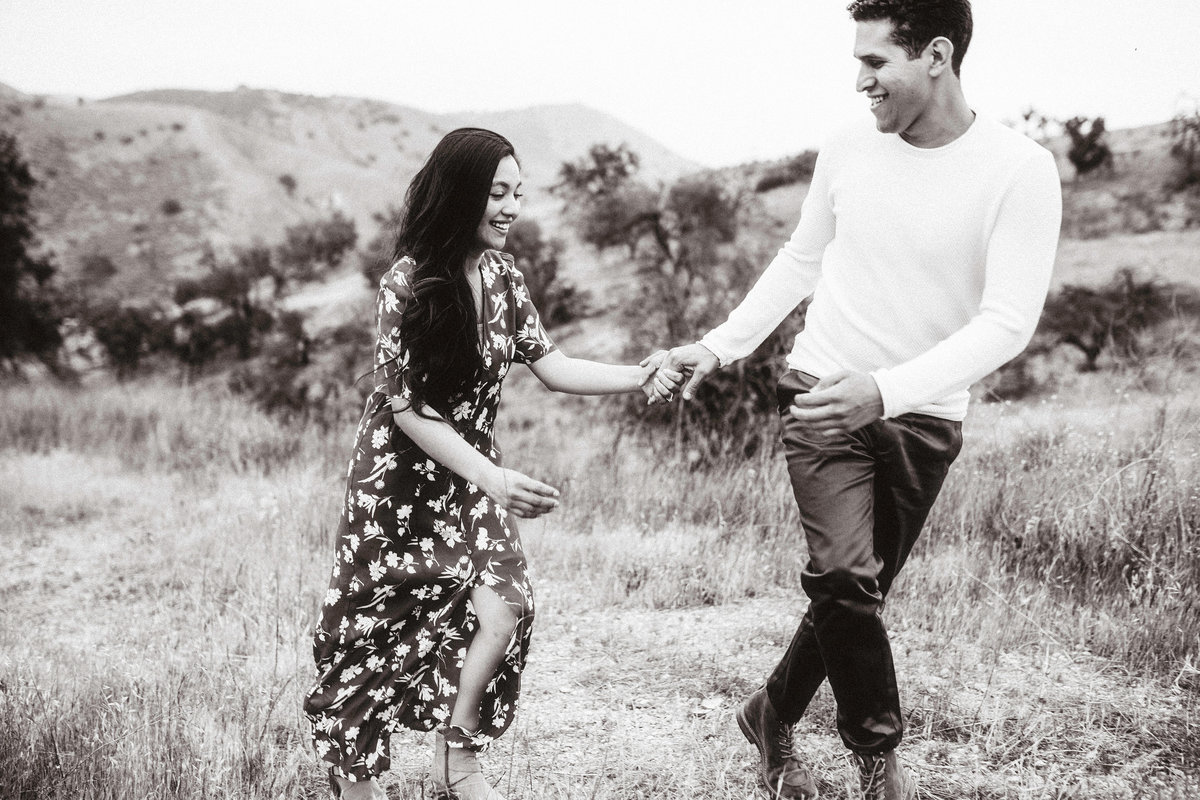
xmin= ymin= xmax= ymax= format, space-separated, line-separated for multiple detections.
xmin=470 ymin=585 xmax=524 ymax=637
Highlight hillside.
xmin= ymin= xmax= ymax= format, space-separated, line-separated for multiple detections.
xmin=0 ymin=83 xmax=697 ymax=299
xmin=739 ymin=120 xmax=1200 ymax=288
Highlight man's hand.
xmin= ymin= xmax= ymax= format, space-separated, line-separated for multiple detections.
xmin=788 ymin=370 xmax=884 ymax=436
xmin=639 ymin=349 xmax=683 ymax=403
xmin=657 ymin=343 xmax=720 ymax=403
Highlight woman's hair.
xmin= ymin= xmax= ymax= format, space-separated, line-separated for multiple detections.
xmin=391 ymin=127 xmax=516 ymax=416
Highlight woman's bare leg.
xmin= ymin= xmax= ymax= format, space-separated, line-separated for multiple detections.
xmin=450 ymin=584 xmax=519 ymax=732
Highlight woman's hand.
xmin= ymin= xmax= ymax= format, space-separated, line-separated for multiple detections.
xmin=639 ymin=350 xmax=683 ymax=404
xmin=480 ymin=466 xmax=560 ymax=518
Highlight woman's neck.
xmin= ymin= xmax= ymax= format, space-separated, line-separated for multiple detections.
xmin=463 ymin=249 xmax=484 ymax=278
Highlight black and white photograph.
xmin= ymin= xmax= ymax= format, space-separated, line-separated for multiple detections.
xmin=2 ymin=1 xmax=1199 ymax=797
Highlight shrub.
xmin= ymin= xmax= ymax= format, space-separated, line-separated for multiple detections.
xmin=83 ymin=301 xmax=163 ymax=379
xmin=1168 ymin=107 xmax=1200 ymax=192
xmin=79 ymin=253 xmax=118 ymax=284
xmin=160 ymin=198 xmax=183 ymax=216
xmin=359 ymin=205 xmax=404 ymax=284
xmin=503 ymin=219 xmax=587 ymax=328
xmin=754 ymin=151 xmax=818 ymax=193
xmin=276 ymin=211 xmax=357 ymax=282
xmin=1036 ymin=269 xmax=1200 ymax=371
xmin=555 ymin=144 xmax=791 ymax=460
xmin=278 ymin=173 xmax=297 ymax=197
xmin=0 ymin=130 xmax=62 ymax=371
xmin=1064 ymin=116 xmax=1114 ymax=177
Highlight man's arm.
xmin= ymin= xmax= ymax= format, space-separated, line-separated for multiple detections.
xmin=867 ymin=148 xmax=1062 ymax=418
xmin=696 ymin=151 xmax=835 ymax=368
xmin=660 ymin=147 xmax=839 ymax=397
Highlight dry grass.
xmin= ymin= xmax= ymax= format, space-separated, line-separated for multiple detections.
xmin=1 ymin=372 xmax=1198 ymax=798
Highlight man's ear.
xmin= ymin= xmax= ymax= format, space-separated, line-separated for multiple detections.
xmin=926 ymin=36 xmax=954 ymax=77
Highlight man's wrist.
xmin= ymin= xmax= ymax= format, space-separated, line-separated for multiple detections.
xmin=695 ymin=340 xmax=724 ymax=367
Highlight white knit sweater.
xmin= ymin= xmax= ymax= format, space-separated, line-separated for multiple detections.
xmin=700 ymin=114 xmax=1062 ymax=421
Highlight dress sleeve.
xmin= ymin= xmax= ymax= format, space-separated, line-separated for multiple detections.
xmin=501 ymin=253 xmax=557 ymax=365
xmin=373 ymin=260 xmax=415 ymax=402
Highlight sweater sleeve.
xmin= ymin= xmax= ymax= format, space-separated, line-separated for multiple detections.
xmin=698 ymin=149 xmax=836 ymax=366
xmin=870 ymin=148 xmax=1062 ymax=418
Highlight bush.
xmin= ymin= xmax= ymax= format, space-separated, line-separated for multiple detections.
xmin=0 ymin=130 xmax=62 ymax=371
xmin=276 ymin=211 xmax=358 ymax=281
xmin=1168 ymin=107 xmax=1200 ymax=192
xmin=278 ymin=173 xmax=297 ymax=197
xmin=1036 ymin=269 xmax=1200 ymax=371
xmin=83 ymin=301 xmax=164 ymax=379
xmin=79 ymin=253 xmax=118 ymax=284
xmin=160 ymin=198 xmax=183 ymax=216
xmin=359 ymin=205 xmax=404 ymax=284
xmin=555 ymin=144 xmax=790 ymax=461
xmin=1064 ymin=116 xmax=1114 ymax=177
xmin=754 ymin=151 xmax=818 ymax=193
xmin=503 ymin=219 xmax=587 ymax=328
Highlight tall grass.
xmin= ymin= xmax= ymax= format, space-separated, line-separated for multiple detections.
xmin=1 ymin=374 xmax=1197 ymax=797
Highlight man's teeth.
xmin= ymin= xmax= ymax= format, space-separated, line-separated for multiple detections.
xmin=491 ymin=221 xmax=510 ymax=232
xmin=871 ymin=95 xmax=885 ymax=108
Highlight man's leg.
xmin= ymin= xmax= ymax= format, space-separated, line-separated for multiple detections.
xmin=766 ymin=372 xmax=962 ymax=753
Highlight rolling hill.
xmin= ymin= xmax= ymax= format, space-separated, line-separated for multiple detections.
xmin=0 ymin=82 xmax=698 ymax=299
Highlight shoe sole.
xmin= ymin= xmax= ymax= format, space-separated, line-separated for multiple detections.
xmin=736 ymin=704 xmax=819 ymax=800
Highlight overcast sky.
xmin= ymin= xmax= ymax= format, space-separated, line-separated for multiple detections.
xmin=2 ymin=0 xmax=1198 ymax=166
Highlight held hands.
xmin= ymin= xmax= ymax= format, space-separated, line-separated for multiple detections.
xmin=788 ymin=370 xmax=884 ymax=436
xmin=645 ymin=343 xmax=720 ymax=405
xmin=638 ymin=350 xmax=683 ymax=404
xmin=480 ymin=466 xmax=559 ymax=519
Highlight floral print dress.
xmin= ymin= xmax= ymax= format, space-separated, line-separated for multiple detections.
xmin=304 ymin=250 xmax=556 ymax=781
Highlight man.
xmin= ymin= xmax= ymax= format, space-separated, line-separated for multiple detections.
xmin=653 ymin=1 xmax=1062 ymax=798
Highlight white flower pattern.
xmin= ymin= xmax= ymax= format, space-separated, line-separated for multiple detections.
xmin=304 ymin=251 xmax=554 ymax=782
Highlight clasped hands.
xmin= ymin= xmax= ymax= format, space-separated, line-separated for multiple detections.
xmin=637 ymin=344 xmax=885 ymax=436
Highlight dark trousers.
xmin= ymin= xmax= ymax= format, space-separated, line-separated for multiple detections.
xmin=764 ymin=370 xmax=962 ymax=754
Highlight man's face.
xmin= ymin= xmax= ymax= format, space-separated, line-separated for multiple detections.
xmin=853 ymin=18 xmax=934 ymax=139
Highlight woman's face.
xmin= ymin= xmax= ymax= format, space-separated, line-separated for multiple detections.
xmin=474 ymin=155 xmax=522 ymax=252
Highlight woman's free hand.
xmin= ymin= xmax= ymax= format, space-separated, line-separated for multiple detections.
xmin=639 ymin=350 xmax=683 ymax=404
xmin=481 ymin=466 xmax=559 ymax=518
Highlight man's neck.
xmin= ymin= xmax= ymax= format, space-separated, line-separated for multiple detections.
xmin=900 ymin=90 xmax=975 ymax=149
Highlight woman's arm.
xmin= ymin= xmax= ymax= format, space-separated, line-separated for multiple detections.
xmin=390 ymin=398 xmax=559 ymax=518
xmin=526 ymin=350 xmax=679 ymax=396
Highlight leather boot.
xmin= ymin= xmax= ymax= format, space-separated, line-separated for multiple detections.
xmin=737 ymin=688 xmax=820 ymax=799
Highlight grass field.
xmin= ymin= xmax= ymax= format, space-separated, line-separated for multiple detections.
xmin=1 ymin=366 xmax=1198 ymax=799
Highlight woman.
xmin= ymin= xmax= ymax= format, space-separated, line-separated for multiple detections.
xmin=304 ymin=127 xmax=678 ymax=800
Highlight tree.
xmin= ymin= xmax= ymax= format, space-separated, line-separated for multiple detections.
xmin=79 ymin=253 xmax=118 ymax=284
xmin=359 ymin=204 xmax=404 ymax=284
xmin=1037 ymin=269 xmax=1200 ymax=371
xmin=0 ymin=130 xmax=61 ymax=371
xmin=170 ymin=244 xmax=276 ymax=363
xmin=1168 ymin=106 xmax=1200 ymax=192
xmin=503 ymin=219 xmax=586 ymax=328
xmin=754 ymin=151 xmax=818 ymax=193
xmin=555 ymin=144 xmax=795 ymax=460
xmin=276 ymin=211 xmax=358 ymax=282
xmin=85 ymin=301 xmax=160 ymax=379
xmin=1064 ymin=116 xmax=1114 ymax=177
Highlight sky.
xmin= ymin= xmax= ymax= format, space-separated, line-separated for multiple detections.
xmin=1 ymin=0 xmax=1198 ymax=167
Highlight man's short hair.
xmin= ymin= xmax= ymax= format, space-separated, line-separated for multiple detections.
xmin=847 ymin=0 xmax=973 ymax=76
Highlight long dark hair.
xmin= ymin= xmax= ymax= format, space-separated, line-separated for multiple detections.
xmin=391 ymin=127 xmax=516 ymax=416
